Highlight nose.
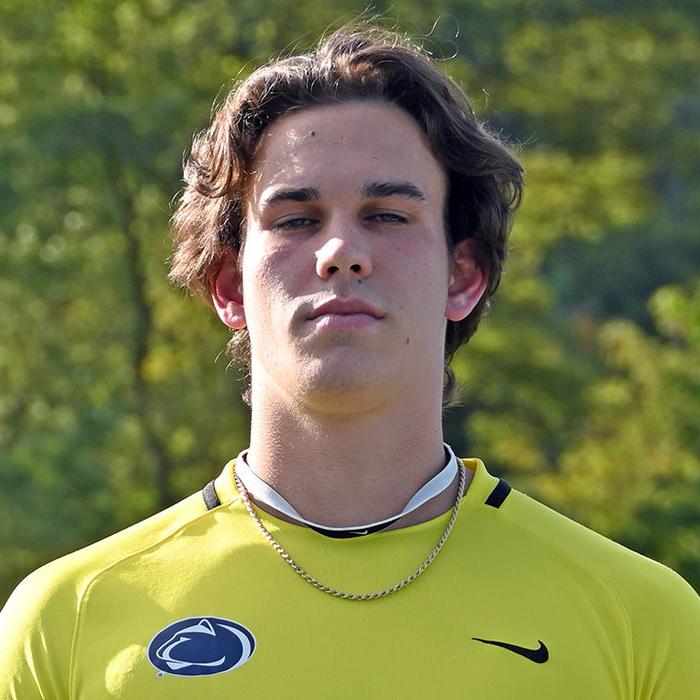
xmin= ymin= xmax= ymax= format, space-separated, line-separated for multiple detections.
xmin=315 ymin=229 xmax=373 ymax=280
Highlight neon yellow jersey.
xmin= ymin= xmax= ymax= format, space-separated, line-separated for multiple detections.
xmin=1 ymin=457 xmax=698 ymax=699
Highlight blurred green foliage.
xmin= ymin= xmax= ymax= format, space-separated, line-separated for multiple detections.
xmin=1 ymin=0 xmax=698 ymax=602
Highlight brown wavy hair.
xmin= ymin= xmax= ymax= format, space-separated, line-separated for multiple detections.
xmin=169 ymin=21 xmax=523 ymax=408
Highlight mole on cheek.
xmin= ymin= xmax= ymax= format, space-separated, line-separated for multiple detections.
xmin=405 ymin=337 xmax=410 ymax=345
xmin=310 ymin=130 xmax=315 ymax=136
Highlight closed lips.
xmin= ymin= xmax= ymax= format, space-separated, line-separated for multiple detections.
xmin=308 ymin=300 xmax=384 ymax=319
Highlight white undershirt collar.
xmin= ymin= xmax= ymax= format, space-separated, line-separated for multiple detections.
xmin=234 ymin=443 xmax=460 ymax=537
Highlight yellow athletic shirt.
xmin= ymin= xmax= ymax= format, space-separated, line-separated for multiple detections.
xmin=1 ymin=457 xmax=699 ymax=699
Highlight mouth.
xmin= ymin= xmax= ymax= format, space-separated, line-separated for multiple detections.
xmin=308 ymin=313 xmax=380 ymax=330
xmin=307 ymin=298 xmax=384 ymax=321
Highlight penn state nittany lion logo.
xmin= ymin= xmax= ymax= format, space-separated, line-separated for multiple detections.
xmin=147 ymin=617 xmax=256 ymax=677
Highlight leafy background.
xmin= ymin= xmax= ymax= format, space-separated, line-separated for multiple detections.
xmin=1 ymin=0 xmax=698 ymax=603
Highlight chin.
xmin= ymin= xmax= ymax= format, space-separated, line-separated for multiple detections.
xmin=295 ymin=366 xmax=392 ymax=413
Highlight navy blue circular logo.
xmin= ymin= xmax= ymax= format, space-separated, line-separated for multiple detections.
xmin=147 ymin=617 xmax=256 ymax=677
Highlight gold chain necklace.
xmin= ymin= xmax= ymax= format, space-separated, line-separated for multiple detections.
xmin=234 ymin=464 xmax=467 ymax=601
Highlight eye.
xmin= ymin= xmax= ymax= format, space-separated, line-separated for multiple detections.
xmin=273 ymin=217 xmax=316 ymax=231
xmin=370 ymin=212 xmax=409 ymax=224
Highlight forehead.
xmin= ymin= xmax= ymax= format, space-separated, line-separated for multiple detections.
xmin=248 ymin=101 xmax=446 ymax=208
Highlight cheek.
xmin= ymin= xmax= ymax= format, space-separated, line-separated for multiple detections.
xmin=243 ymin=249 xmax=296 ymax=324
xmin=394 ymin=239 xmax=449 ymax=305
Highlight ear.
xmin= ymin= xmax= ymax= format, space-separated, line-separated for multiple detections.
xmin=445 ymin=238 xmax=489 ymax=322
xmin=209 ymin=249 xmax=246 ymax=330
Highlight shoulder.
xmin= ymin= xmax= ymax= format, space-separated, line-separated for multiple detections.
xmin=500 ymin=486 xmax=697 ymax=603
xmin=497 ymin=485 xmax=700 ymax=694
xmin=9 ymin=489 xmax=211 ymax=605
xmin=464 ymin=458 xmax=695 ymax=602
xmin=0 ymin=489 xmax=212 ymax=696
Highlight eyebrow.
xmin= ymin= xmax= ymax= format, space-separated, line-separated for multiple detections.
xmin=260 ymin=186 xmax=321 ymax=207
xmin=361 ymin=181 xmax=426 ymax=201
xmin=260 ymin=180 xmax=427 ymax=208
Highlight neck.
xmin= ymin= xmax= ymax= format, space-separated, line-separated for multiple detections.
xmin=244 ymin=382 xmax=468 ymax=529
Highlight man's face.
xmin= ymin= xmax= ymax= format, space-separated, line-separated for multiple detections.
xmin=236 ymin=100 xmax=459 ymax=412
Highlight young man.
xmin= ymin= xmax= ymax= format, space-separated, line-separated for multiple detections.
xmin=2 ymin=24 xmax=699 ymax=699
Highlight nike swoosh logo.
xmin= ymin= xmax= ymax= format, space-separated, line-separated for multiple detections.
xmin=472 ymin=637 xmax=549 ymax=663
xmin=350 ymin=530 xmax=369 ymax=535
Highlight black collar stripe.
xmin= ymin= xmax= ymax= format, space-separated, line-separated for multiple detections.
xmin=309 ymin=517 xmax=401 ymax=539
xmin=203 ymin=480 xmax=221 ymax=510
xmin=485 ymin=479 xmax=511 ymax=509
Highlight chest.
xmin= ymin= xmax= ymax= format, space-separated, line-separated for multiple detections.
xmin=72 ymin=560 xmax=631 ymax=699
